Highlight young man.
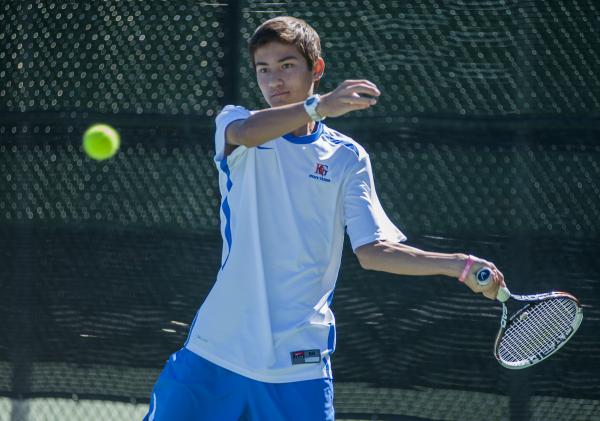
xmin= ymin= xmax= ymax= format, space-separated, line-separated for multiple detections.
xmin=144 ymin=16 xmax=505 ymax=421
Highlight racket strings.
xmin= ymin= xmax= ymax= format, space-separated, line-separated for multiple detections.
xmin=500 ymin=308 xmax=562 ymax=361
xmin=498 ymin=298 xmax=577 ymax=363
xmin=502 ymin=299 xmax=575 ymax=358
xmin=515 ymin=301 xmax=572 ymax=351
xmin=499 ymin=299 xmax=575 ymax=361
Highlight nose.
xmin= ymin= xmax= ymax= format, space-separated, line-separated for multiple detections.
xmin=267 ymin=72 xmax=284 ymax=88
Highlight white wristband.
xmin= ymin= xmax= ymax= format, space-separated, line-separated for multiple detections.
xmin=304 ymin=94 xmax=326 ymax=121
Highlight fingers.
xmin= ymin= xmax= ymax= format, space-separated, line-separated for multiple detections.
xmin=342 ymin=79 xmax=379 ymax=90
xmin=342 ymin=81 xmax=381 ymax=99
xmin=340 ymin=95 xmax=377 ymax=107
xmin=340 ymin=86 xmax=380 ymax=110
xmin=485 ymin=269 xmax=505 ymax=300
xmin=322 ymin=79 xmax=381 ymax=117
xmin=483 ymin=281 xmax=501 ymax=300
xmin=496 ymin=267 xmax=506 ymax=287
xmin=466 ymin=257 xmax=505 ymax=300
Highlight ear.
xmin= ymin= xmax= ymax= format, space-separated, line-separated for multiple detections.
xmin=313 ymin=57 xmax=325 ymax=82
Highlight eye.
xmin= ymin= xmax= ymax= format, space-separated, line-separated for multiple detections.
xmin=282 ymin=62 xmax=294 ymax=69
xmin=257 ymin=67 xmax=268 ymax=74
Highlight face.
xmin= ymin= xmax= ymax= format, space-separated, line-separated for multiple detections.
xmin=254 ymin=41 xmax=323 ymax=107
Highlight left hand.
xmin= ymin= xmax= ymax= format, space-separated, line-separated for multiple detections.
xmin=461 ymin=256 xmax=506 ymax=300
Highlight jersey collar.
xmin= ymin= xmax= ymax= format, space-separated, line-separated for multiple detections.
xmin=282 ymin=121 xmax=323 ymax=144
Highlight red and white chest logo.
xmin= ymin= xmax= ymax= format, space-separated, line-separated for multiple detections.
xmin=315 ymin=163 xmax=328 ymax=176
xmin=309 ymin=162 xmax=331 ymax=183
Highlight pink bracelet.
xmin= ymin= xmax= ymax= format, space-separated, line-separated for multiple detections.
xmin=459 ymin=255 xmax=475 ymax=283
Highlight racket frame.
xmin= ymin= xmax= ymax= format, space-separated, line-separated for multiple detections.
xmin=475 ymin=267 xmax=583 ymax=369
xmin=493 ymin=291 xmax=583 ymax=369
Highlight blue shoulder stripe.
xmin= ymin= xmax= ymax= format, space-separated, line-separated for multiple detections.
xmin=323 ymin=133 xmax=359 ymax=157
xmin=219 ymin=158 xmax=234 ymax=270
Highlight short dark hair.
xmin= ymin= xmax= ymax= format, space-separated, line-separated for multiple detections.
xmin=248 ymin=16 xmax=321 ymax=71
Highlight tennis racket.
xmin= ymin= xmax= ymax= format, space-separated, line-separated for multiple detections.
xmin=476 ymin=268 xmax=583 ymax=369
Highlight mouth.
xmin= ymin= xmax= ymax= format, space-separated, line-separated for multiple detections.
xmin=270 ymin=91 xmax=289 ymax=99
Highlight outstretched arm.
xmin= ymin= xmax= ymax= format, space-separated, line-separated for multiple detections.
xmin=226 ymin=80 xmax=380 ymax=148
xmin=355 ymin=240 xmax=505 ymax=300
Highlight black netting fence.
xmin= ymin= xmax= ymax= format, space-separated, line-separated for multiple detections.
xmin=1 ymin=1 xmax=599 ymax=420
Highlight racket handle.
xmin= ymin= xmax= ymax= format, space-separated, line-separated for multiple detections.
xmin=476 ymin=268 xmax=511 ymax=303
xmin=497 ymin=286 xmax=511 ymax=302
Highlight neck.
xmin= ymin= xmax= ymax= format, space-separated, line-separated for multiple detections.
xmin=290 ymin=121 xmax=316 ymax=137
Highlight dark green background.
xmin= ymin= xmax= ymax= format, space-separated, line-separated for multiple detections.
xmin=1 ymin=1 xmax=599 ymax=420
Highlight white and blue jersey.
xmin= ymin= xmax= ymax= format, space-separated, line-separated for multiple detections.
xmin=185 ymin=105 xmax=406 ymax=383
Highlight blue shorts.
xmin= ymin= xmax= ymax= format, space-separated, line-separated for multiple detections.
xmin=143 ymin=348 xmax=334 ymax=421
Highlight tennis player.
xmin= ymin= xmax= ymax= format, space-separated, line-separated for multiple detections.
xmin=144 ymin=16 xmax=505 ymax=421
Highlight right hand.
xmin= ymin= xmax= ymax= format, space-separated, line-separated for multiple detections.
xmin=461 ymin=256 xmax=506 ymax=300
xmin=317 ymin=80 xmax=380 ymax=118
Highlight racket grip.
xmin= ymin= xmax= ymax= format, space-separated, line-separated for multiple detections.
xmin=497 ymin=286 xmax=511 ymax=302
xmin=476 ymin=268 xmax=511 ymax=303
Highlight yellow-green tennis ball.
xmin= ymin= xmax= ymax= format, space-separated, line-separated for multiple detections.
xmin=83 ymin=124 xmax=120 ymax=161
